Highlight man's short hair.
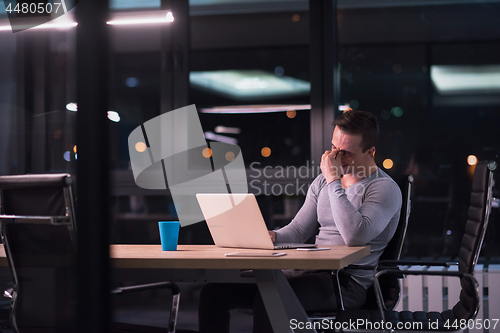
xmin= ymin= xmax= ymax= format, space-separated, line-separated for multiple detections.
xmin=332 ymin=110 xmax=379 ymax=152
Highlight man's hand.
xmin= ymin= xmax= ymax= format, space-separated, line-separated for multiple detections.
xmin=269 ymin=230 xmax=276 ymax=243
xmin=320 ymin=149 xmax=344 ymax=184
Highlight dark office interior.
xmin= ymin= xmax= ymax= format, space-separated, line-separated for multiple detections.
xmin=0 ymin=0 xmax=499 ymax=332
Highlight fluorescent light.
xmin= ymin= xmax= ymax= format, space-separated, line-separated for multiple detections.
xmin=107 ymin=10 xmax=174 ymax=25
xmin=204 ymin=131 xmax=238 ymax=145
xmin=431 ymin=65 xmax=500 ymax=95
xmin=200 ymin=104 xmax=310 ymax=114
xmin=0 ymin=15 xmax=77 ymax=31
xmin=0 ymin=10 xmax=173 ymax=31
xmin=214 ymin=126 xmax=241 ymax=134
xmin=107 ymin=111 xmax=121 ymax=122
xmin=66 ymin=102 xmax=78 ymax=112
xmin=31 ymin=22 xmax=78 ymax=29
xmin=339 ymin=104 xmax=351 ymax=111
xmin=235 ymin=77 xmax=268 ymax=89
xmin=190 ymin=70 xmax=310 ymax=100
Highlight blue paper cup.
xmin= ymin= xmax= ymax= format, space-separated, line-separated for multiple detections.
xmin=158 ymin=221 xmax=180 ymax=251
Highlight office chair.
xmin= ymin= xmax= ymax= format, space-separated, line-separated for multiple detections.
xmin=403 ymin=178 xmax=452 ymax=257
xmin=309 ymin=175 xmax=413 ymax=322
xmin=0 ymin=174 xmax=189 ymax=333
xmin=0 ymin=173 xmax=78 ymax=332
xmin=333 ymin=160 xmax=497 ymax=332
xmin=352 ymin=174 xmax=413 ymax=311
xmin=0 ymin=173 xmax=77 ymax=238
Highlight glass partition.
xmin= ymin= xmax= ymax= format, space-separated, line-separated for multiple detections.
xmin=337 ymin=2 xmax=500 ymax=258
xmin=1 ymin=0 xmax=499 ymax=258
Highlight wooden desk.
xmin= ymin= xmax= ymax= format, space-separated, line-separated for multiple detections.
xmin=110 ymin=244 xmax=370 ymax=270
xmin=111 ymin=244 xmax=370 ymax=333
xmin=0 ymin=244 xmax=369 ymax=270
xmin=0 ymin=244 xmax=370 ymax=333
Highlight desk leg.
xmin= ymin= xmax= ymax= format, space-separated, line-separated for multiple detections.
xmin=254 ymin=269 xmax=317 ymax=333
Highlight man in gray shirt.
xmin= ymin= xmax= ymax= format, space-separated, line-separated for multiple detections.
xmin=199 ymin=110 xmax=402 ymax=333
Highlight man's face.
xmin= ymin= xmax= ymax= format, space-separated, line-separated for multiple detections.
xmin=331 ymin=127 xmax=374 ymax=174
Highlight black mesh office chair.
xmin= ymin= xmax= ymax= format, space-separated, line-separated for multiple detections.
xmin=309 ymin=175 xmax=413 ymax=324
xmin=333 ymin=160 xmax=496 ymax=332
xmin=0 ymin=174 xmax=188 ymax=333
xmin=356 ymin=174 xmax=413 ymax=312
xmin=0 ymin=173 xmax=78 ymax=332
xmin=0 ymin=173 xmax=77 ymax=237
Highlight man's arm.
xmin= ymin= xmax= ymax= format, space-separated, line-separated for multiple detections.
xmin=272 ymin=177 xmax=322 ymax=243
xmin=327 ymin=179 xmax=402 ymax=246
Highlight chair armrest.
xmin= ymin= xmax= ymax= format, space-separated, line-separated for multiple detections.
xmin=377 ymin=260 xmax=457 ymax=268
xmin=0 ymin=173 xmax=72 ymax=188
xmin=111 ymin=281 xmax=181 ymax=333
xmin=0 ymin=215 xmax=70 ymax=225
xmin=344 ymin=264 xmax=376 ymax=270
xmin=372 ymin=268 xmax=478 ymax=322
xmin=347 ymin=261 xmax=458 ymax=272
xmin=111 ymin=281 xmax=180 ymax=295
xmin=376 ymin=268 xmax=471 ymax=279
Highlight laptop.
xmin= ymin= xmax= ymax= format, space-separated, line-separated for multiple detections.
xmin=196 ymin=193 xmax=317 ymax=250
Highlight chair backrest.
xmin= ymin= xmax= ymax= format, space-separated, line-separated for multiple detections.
xmin=2 ymin=222 xmax=77 ymax=332
xmin=0 ymin=174 xmax=77 ymax=238
xmin=362 ymin=175 xmax=413 ymax=310
xmin=0 ymin=174 xmax=78 ymax=332
xmin=403 ymin=178 xmax=452 ymax=257
xmin=380 ymin=175 xmax=413 ymax=263
xmin=453 ymin=160 xmax=496 ymax=320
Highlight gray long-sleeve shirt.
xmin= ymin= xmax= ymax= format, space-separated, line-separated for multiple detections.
xmin=274 ymin=168 xmax=402 ymax=289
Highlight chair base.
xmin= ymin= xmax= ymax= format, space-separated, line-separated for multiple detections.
xmin=334 ymin=309 xmax=459 ymax=332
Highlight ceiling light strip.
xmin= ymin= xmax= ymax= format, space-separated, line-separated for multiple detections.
xmin=200 ymin=104 xmax=311 ymax=114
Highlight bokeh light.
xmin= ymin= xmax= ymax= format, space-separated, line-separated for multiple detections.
xmin=274 ymin=66 xmax=285 ymax=76
xmin=66 ymin=102 xmax=77 ymax=112
xmin=261 ymin=147 xmax=271 ymax=157
xmin=383 ymin=159 xmax=394 ymax=169
xmin=349 ymin=100 xmax=359 ymax=109
xmin=202 ymin=148 xmax=212 ymax=158
xmin=468 ymin=155 xmax=478 ymax=166
xmin=286 ymin=110 xmax=296 ymax=118
xmin=107 ymin=111 xmax=121 ymax=122
xmin=135 ymin=142 xmax=147 ymax=152
xmin=225 ymin=151 xmax=235 ymax=161
xmin=125 ymin=77 xmax=139 ymax=87
xmin=391 ymin=107 xmax=404 ymax=117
